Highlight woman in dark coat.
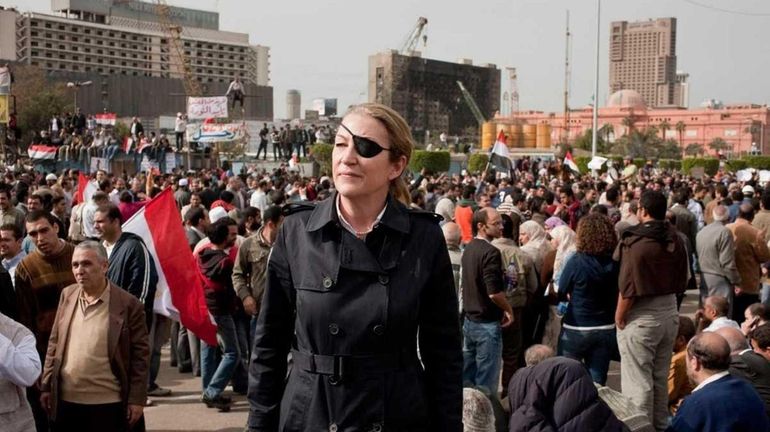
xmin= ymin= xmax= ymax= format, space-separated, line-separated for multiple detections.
xmin=246 ymin=103 xmax=462 ymax=431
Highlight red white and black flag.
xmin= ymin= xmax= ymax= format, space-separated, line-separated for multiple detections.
xmin=488 ymin=130 xmax=513 ymax=174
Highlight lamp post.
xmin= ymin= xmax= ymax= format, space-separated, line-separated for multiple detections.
xmin=590 ymin=0 xmax=601 ymax=159
xmin=66 ymin=80 xmax=92 ymax=112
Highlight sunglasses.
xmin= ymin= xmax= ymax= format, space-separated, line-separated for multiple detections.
xmin=337 ymin=123 xmax=392 ymax=158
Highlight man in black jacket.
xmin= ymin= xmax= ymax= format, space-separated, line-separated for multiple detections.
xmin=461 ymin=207 xmax=513 ymax=395
xmin=718 ymin=326 xmax=770 ymax=417
xmin=93 ymin=204 xmax=170 ymax=398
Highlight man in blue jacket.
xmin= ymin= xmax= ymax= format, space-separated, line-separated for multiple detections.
xmin=668 ymin=331 xmax=768 ymax=432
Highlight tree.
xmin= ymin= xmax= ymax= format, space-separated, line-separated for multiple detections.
xmin=684 ymin=143 xmax=705 ymax=157
xmin=10 ymin=65 xmax=71 ymax=143
xmin=658 ymin=139 xmax=683 ymax=160
xmin=621 ymin=115 xmax=637 ymax=136
xmin=675 ymin=121 xmax=687 ymax=148
xmin=599 ymin=123 xmax=614 ymax=143
xmin=573 ymin=128 xmax=608 ymax=154
xmin=658 ymin=120 xmax=671 ymax=140
xmin=708 ymin=137 xmax=731 ymax=153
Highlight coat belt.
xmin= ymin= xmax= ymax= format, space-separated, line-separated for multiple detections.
xmin=291 ymin=349 xmax=418 ymax=381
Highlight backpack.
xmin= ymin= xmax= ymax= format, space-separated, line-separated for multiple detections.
xmin=503 ymin=253 xmax=527 ymax=308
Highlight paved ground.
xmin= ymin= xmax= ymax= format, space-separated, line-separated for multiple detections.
xmin=144 ymin=292 xmax=701 ymax=431
xmin=144 ymin=351 xmax=248 ymax=432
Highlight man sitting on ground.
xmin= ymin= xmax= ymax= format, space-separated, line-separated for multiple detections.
xmin=669 ymin=316 xmax=696 ymax=414
xmin=696 ymin=295 xmax=740 ymax=333
xmin=715 ymin=326 xmax=770 ymax=418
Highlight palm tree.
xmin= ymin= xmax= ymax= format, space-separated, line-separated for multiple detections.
xmin=659 ymin=120 xmax=671 ymax=140
xmin=675 ymin=121 xmax=686 ymax=148
xmin=599 ymin=123 xmax=614 ymax=143
xmin=708 ymin=137 xmax=731 ymax=153
xmin=621 ymin=115 xmax=636 ymax=136
xmin=684 ymin=143 xmax=704 ymax=157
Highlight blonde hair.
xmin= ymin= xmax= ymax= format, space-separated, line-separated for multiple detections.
xmin=344 ymin=103 xmax=414 ymax=206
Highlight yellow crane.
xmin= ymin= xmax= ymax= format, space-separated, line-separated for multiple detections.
xmin=154 ymin=0 xmax=202 ymax=97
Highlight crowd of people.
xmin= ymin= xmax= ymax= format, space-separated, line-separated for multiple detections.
xmin=1 ymin=101 xmax=770 ymax=432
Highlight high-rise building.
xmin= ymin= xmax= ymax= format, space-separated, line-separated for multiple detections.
xmin=369 ymin=50 xmax=500 ymax=137
xmin=0 ymin=1 xmax=274 ymax=119
xmin=609 ymin=18 xmax=680 ymax=108
xmin=675 ymin=71 xmax=690 ymax=108
xmin=286 ymin=89 xmax=301 ymax=120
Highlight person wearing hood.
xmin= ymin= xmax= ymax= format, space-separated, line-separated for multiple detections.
xmin=613 ymin=190 xmax=689 ymax=431
xmin=557 ymin=213 xmax=619 ymax=385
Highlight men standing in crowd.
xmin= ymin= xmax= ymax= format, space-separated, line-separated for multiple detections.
xmin=198 ymin=218 xmax=240 ymax=411
xmin=461 ymin=207 xmax=513 ymax=394
xmin=0 ymin=223 xmax=26 ymax=288
xmin=727 ymin=203 xmax=770 ymax=323
xmin=92 ymin=205 xmax=169 ymax=399
xmin=249 ymin=180 xmax=270 ymax=214
xmin=40 ymin=241 xmax=149 ymax=432
xmin=0 ymin=186 xmax=25 ymax=232
xmin=15 ymin=211 xmax=76 ymax=430
xmin=256 ymin=123 xmax=269 ymax=160
xmin=441 ymin=222 xmax=462 ymax=296
xmin=0 ymin=311 xmax=40 ymax=431
xmin=492 ymin=213 xmax=537 ymax=398
xmin=670 ymin=188 xmax=698 ymax=253
xmin=185 ymin=208 xmax=208 ymax=250
xmin=233 ymin=205 xmax=282 ymax=349
xmin=697 ymin=205 xmax=741 ymax=308
xmin=614 ymin=191 xmax=688 ymax=431
xmin=668 ymin=332 xmax=768 ymax=432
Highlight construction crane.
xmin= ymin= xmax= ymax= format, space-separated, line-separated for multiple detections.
xmin=154 ymin=0 xmax=202 ymax=97
xmin=400 ymin=17 xmax=428 ymax=55
xmin=456 ymin=81 xmax=486 ymax=126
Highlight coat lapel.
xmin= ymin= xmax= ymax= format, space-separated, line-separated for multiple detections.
xmin=107 ymin=283 xmax=125 ymax=360
xmin=56 ymin=288 xmax=78 ymax=359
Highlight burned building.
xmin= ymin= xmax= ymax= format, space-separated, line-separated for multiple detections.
xmin=368 ymin=50 xmax=500 ymax=139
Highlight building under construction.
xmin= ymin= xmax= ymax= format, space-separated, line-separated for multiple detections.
xmin=368 ymin=50 xmax=500 ymax=138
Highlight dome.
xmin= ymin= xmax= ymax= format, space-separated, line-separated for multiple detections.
xmin=607 ymin=89 xmax=647 ymax=110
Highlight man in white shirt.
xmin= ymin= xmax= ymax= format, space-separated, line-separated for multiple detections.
xmin=0 ymin=312 xmax=41 ymax=431
xmin=698 ymin=295 xmax=741 ymax=333
xmin=249 ymin=180 xmax=270 ymax=213
xmin=0 ymin=224 xmax=26 ymax=288
xmin=82 ymin=192 xmax=110 ymax=240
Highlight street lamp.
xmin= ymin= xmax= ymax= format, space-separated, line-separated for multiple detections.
xmin=66 ymin=80 xmax=92 ymax=112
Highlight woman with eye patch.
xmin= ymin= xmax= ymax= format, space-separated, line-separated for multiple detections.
xmin=246 ymin=103 xmax=462 ymax=431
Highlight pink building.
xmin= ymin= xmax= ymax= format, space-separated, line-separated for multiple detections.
xmin=500 ymin=90 xmax=770 ymax=156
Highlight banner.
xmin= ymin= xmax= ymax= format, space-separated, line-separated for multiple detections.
xmin=187 ymin=96 xmax=228 ymax=119
xmin=90 ymin=157 xmax=109 ymax=173
xmin=165 ymin=153 xmax=177 ymax=174
xmin=95 ymin=113 xmax=117 ymax=126
xmin=186 ymin=122 xmax=247 ymax=143
xmin=0 ymin=66 xmax=10 ymax=95
xmin=0 ymin=95 xmax=8 ymax=123
xmin=28 ymin=144 xmax=57 ymax=160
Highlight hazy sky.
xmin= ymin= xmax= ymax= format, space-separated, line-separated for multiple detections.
xmin=17 ymin=0 xmax=770 ymax=118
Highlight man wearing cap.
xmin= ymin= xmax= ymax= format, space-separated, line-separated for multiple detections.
xmin=45 ymin=173 xmax=58 ymax=188
xmin=175 ymin=178 xmax=191 ymax=210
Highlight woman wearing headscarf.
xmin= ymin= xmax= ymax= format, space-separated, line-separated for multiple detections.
xmin=541 ymin=225 xmax=577 ymax=350
xmin=519 ymin=221 xmax=554 ymax=348
xmin=246 ymin=103 xmax=462 ymax=431
xmin=557 ymin=213 xmax=619 ymax=385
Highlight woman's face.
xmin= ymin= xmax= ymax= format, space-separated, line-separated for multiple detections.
xmin=519 ymin=232 xmax=530 ymax=245
xmin=332 ymin=113 xmax=405 ymax=201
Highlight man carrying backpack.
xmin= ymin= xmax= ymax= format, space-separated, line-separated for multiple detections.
xmin=492 ymin=213 xmax=538 ymax=398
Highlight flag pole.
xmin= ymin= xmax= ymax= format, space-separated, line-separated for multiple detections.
xmin=591 ymin=0 xmax=601 ymax=178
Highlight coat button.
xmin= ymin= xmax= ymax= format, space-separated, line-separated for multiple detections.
xmin=322 ymin=277 xmax=333 ymax=289
xmin=328 ymin=323 xmax=340 ymax=335
xmin=372 ymin=324 xmax=385 ymax=336
xmin=328 ymin=376 xmax=341 ymax=386
xmin=329 ymin=423 xmax=338 ymax=432
xmin=371 ymin=423 xmax=382 ymax=432
xmin=378 ymin=275 xmax=389 ymax=285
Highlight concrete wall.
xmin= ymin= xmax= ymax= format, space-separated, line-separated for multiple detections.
xmin=0 ymin=9 xmax=18 ymax=61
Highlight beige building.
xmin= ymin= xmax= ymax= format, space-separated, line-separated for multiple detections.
xmin=609 ymin=18 xmax=685 ymax=108
xmin=0 ymin=1 xmax=270 ymax=86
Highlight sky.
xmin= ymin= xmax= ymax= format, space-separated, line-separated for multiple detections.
xmin=15 ymin=0 xmax=770 ymax=118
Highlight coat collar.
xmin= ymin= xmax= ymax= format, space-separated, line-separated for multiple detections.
xmin=305 ymin=192 xmax=410 ymax=234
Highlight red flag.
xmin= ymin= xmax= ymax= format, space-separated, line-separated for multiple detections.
xmin=123 ymin=137 xmax=134 ymax=153
xmin=74 ymin=172 xmax=97 ymax=205
xmin=122 ymin=189 xmax=217 ymax=346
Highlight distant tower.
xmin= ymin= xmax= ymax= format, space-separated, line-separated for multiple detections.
xmin=286 ymin=89 xmax=301 ymax=119
xmin=675 ymin=71 xmax=690 ymax=108
xmin=507 ymin=67 xmax=519 ymax=113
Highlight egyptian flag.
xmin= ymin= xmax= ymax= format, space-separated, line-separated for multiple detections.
xmin=27 ymin=144 xmax=57 ymax=160
xmin=564 ymin=151 xmax=580 ymax=174
xmin=122 ymin=189 xmax=217 ymax=346
xmin=74 ymin=172 xmax=97 ymax=205
xmin=489 ymin=130 xmax=513 ymax=174
xmin=136 ymin=137 xmax=152 ymax=154
xmin=123 ymin=136 xmax=134 ymax=153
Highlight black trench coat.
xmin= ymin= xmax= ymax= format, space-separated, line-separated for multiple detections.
xmin=247 ymin=193 xmax=462 ymax=432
